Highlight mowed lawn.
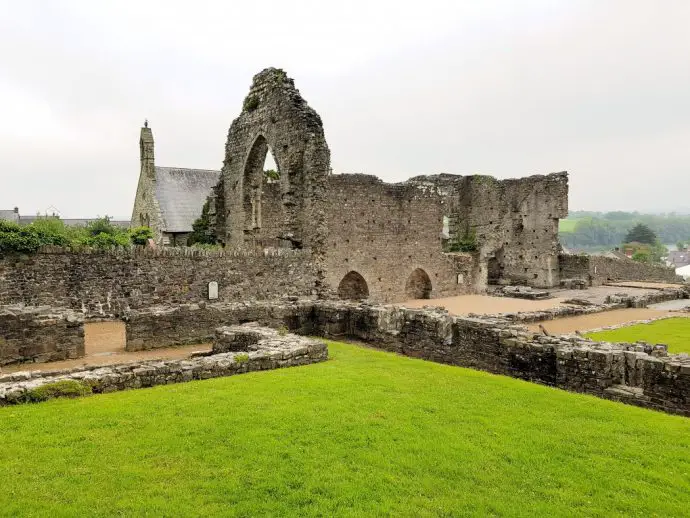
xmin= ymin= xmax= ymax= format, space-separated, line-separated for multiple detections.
xmin=0 ymin=342 xmax=688 ymax=517
xmin=587 ymin=317 xmax=690 ymax=354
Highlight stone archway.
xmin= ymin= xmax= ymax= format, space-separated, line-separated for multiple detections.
xmin=405 ymin=268 xmax=433 ymax=299
xmin=337 ymin=271 xmax=369 ymax=300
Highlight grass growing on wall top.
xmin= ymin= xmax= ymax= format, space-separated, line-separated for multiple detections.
xmin=0 ymin=341 xmax=688 ymax=516
xmin=586 ymin=317 xmax=690 ymax=353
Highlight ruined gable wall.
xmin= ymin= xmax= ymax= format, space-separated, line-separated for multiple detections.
xmin=218 ymin=68 xmax=330 ymax=252
xmin=322 ymin=174 xmax=478 ymax=302
xmin=0 ymin=248 xmax=318 ymax=316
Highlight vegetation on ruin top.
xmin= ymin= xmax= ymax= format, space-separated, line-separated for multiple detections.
xmin=0 ymin=217 xmax=152 ymax=254
xmin=0 ymin=341 xmax=688 ymax=516
xmin=586 ymin=317 xmax=690 ymax=353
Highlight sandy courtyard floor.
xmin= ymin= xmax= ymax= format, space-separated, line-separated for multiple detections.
xmin=525 ymin=309 xmax=678 ymax=335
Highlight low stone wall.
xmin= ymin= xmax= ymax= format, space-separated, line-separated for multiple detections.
xmin=0 ymin=247 xmax=318 ymax=315
xmin=0 ymin=306 xmax=84 ymax=366
xmin=124 ymin=301 xmax=299 ymax=350
xmin=301 ymin=301 xmax=689 ymax=416
xmin=559 ymin=253 xmax=682 ymax=286
xmin=0 ymin=326 xmax=327 ymax=405
xmin=3 ymin=299 xmax=688 ymax=415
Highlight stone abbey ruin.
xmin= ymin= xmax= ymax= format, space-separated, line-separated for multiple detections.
xmin=2 ymin=68 xmax=688 ymax=415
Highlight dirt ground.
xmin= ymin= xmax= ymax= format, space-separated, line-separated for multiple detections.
xmin=525 ymin=308 xmax=677 ymax=335
xmin=84 ymin=321 xmax=127 ymax=355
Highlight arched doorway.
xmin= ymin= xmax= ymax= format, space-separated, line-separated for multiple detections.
xmin=405 ymin=268 xmax=432 ymax=299
xmin=337 ymin=271 xmax=369 ymax=300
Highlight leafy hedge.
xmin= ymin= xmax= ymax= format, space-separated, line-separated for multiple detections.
xmin=0 ymin=217 xmax=152 ymax=254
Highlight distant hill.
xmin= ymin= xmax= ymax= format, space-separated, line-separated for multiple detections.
xmin=559 ymin=211 xmax=690 ymax=250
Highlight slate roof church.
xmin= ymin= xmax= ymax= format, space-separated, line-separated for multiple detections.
xmin=130 ymin=121 xmax=219 ymax=245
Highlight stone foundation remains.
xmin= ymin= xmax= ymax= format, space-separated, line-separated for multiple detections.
xmin=1 ymin=299 xmax=687 ymax=415
xmin=0 ymin=324 xmax=327 ymax=405
xmin=0 ymin=306 xmax=84 ymax=366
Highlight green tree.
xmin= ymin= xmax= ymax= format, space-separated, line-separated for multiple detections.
xmin=187 ymin=201 xmax=216 ymax=246
xmin=130 ymin=226 xmax=153 ymax=246
xmin=624 ymin=223 xmax=657 ymax=245
xmin=631 ymin=250 xmax=651 ymax=263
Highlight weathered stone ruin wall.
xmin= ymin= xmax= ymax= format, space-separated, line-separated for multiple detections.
xmin=442 ymin=172 xmax=568 ymax=289
xmin=323 ymin=174 xmax=478 ymax=302
xmin=0 ymin=326 xmax=328 ymax=405
xmin=124 ymin=302 xmax=297 ymax=351
xmin=559 ymin=254 xmax=682 ymax=286
xmin=320 ymin=171 xmax=567 ymax=302
xmin=203 ymin=68 xmax=570 ymax=301
xmin=299 ymin=302 xmax=688 ymax=416
xmin=215 ymin=68 xmax=330 ymax=253
xmin=118 ymin=300 xmax=689 ymax=415
xmin=0 ymin=247 xmax=318 ymax=315
xmin=0 ymin=306 xmax=84 ymax=365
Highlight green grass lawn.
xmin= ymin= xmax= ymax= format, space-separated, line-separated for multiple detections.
xmin=0 ymin=342 xmax=688 ymax=517
xmin=558 ymin=218 xmax=579 ymax=232
xmin=586 ymin=317 xmax=690 ymax=354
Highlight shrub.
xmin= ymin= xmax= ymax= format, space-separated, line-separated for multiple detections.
xmin=130 ymin=226 xmax=153 ymax=245
xmin=25 ymin=380 xmax=92 ymax=403
xmin=243 ymin=95 xmax=260 ymax=112
xmin=448 ymin=229 xmax=478 ymax=253
xmin=234 ymin=353 xmax=250 ymax=364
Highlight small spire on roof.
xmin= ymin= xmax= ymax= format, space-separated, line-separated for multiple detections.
xmin=144 ymin=119 xmax=149 ymax=128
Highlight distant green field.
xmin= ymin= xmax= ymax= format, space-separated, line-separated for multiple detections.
xmin=0 ymin=341 xmax=688 ymax=516
xmin=587 ymin=317 xmax=690 ymax=353
xmin=559 ymin=218 xmax=579 ymax=232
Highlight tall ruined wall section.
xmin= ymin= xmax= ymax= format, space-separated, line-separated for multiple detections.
xmin=322 ymin=174 xmax=477 ymax=302
xmin=0 ymin=248 xmax=317 ymax=315
xmin=321 ymin=172 xmax=568 ymax=299
xmin=214 ymin=68 xmax=330 ymax=255
xmin=444 ymin=172 xmax=568 ymax=288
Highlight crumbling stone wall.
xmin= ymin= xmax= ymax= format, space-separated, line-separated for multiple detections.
xmin=0 ymin=306 xmax=84 ymax=365
xmin=323 ymin=174 xmax=479 ymax=302
xmin=0 ymin=327 xmax=328 ymax=405
xmin=559 ymin=254 xmax=682 ymax=286
xmin=0 ymin=247 xmax=318 ymax=315
xmin=206 ymin=68 xmax=569 ymax=301
xmin=215 ymin=68 xmax=330 ymax=255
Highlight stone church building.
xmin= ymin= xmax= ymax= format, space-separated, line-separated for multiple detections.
xmin=130 ymin=122 xmax=219 ymax=245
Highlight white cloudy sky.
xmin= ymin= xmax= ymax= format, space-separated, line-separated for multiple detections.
xmin=1 ymin=0 xmax=689 ymax=218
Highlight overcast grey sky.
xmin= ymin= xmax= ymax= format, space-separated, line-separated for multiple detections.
xmin=1 ymin=0 xmax=689 ymax=218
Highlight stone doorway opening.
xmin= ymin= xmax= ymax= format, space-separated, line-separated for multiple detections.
xmin=84 ymin=321 xmax=126 ymax=357
xmin=405 ymin=268 xmax=433 ymax=299
xmin=338 ymin=271 xmax=369 ymax=300
xmin=487 ymin=247 xmax=505 ymax=285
